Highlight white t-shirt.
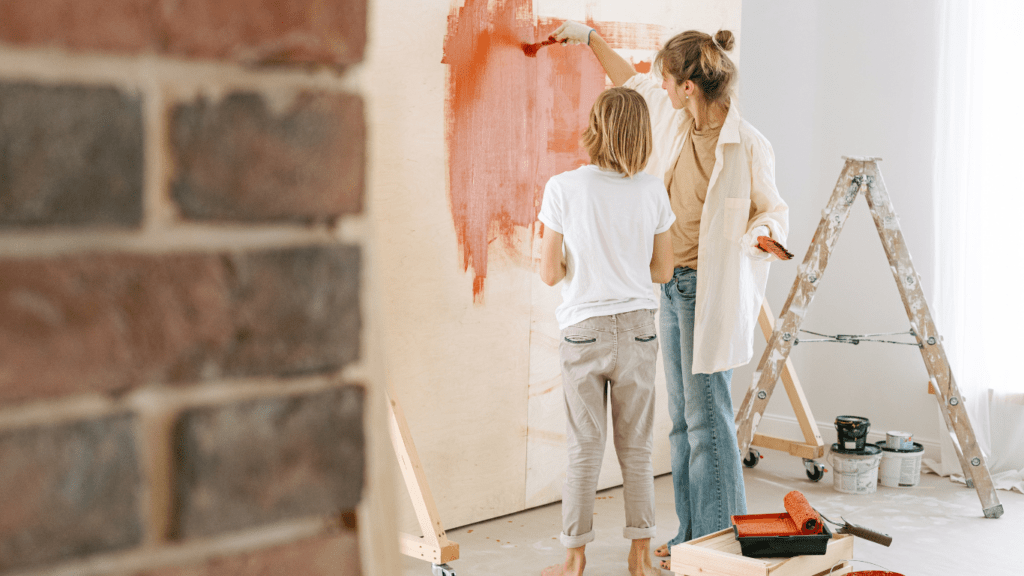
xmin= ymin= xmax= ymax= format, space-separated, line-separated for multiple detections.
xmin=538 ymin=165 xmax=676 ymax=330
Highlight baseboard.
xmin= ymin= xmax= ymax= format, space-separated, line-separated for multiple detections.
xmin=751 ymin=412 xmax=941 ymax=462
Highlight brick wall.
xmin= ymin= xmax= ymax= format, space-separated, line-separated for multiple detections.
xmin=0 ymin=1 xmax=375 ymax=574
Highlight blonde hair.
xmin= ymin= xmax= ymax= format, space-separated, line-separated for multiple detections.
xmin=581 ymin=87 xmax=652 ymax=177
xmin=655 ymin=30 xmax=736 ymax=125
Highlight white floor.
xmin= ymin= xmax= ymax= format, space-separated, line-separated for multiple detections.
xmin=402 ymin=452 xmax=1022 ymax=575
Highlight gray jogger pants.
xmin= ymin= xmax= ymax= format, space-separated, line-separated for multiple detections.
xmin=558 ymin=308 xmax=659 ymax=548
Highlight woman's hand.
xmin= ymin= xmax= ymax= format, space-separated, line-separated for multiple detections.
xmin=741 ymin=226 xmax=773 ymax=261
xmin=553 ymin=20 xmax=595 ymax=46
xmin=554 ymin=21 xmax=636 ymax=86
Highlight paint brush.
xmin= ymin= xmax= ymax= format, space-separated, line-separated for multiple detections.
xmin=757 ymin=236 xmax=795 ymax=260
xmin=522 ymin=36 xmax=566 ymax=57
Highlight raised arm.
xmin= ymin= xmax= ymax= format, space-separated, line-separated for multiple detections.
xmin=553 ymin=21 xmax=637 ymax=87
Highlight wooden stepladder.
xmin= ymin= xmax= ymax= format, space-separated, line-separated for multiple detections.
xmin=388 ymin=390 xmax=460 ymax=574
xmin=735 ymin=157 xmax=1003 ymax=519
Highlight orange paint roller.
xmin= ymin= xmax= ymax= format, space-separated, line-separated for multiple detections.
xmin=784 ymin=490 xmax=822 ymax=535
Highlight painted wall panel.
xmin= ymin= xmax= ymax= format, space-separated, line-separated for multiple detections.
xmin=367 ymin=0 xmax=742 ymax=530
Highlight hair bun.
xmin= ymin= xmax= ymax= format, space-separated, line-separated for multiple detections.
xmin=714 ymin=30 xmax=735 ymax=51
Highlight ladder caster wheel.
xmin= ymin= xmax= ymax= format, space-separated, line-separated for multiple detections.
xmin=743 ymin=449 xmax=762 ymax=468
xmin=803 ymin=459 xmax=826 ymax=482
xmin=432 ymin=563 xmax=456 ymax=576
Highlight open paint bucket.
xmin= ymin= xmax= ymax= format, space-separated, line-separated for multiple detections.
xmin=885 ymin=431 xmax=914 ymax=450
xmin=876 ymin=440 xmax=924 ymax=487
xmin=835 ymin=415 xmax=870 ymax=451
xmin=828 ymin=444 xmax=882 ymax=494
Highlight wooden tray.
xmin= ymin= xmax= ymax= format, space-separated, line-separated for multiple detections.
xmin=670 ymin=527 xmax=853 ymax=576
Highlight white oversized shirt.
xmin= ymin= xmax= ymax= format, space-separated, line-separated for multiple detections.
xmin=624 ymin=72 xmax=789 ymax=374
xmin=538 ymin=165 xmax=676 ymax=330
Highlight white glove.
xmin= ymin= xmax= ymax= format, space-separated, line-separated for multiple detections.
xmin=741 ymin=225 xmax=772 ymax=261
xmin=553 ymin=20 xmax=595 ymax=46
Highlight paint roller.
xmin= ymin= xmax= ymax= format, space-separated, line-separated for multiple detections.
xmin=786 ymin=491 xmax=894 ymax=547
xmin=732 ymin=491 xmax=821 ymax=537
xmin=784 ymin=491 xmax=821 ymax=534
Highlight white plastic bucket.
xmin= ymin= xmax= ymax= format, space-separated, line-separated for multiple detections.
xmin=827 ymin=445 xmax=882 ymax=494
xmin=877 ymin=441 xmax=924 ymax=487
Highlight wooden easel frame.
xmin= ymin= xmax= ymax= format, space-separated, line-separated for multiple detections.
xmin=735 ymin=157 xmax=1003 ymax=518
xmin=387 ymin=390 xmax=460 ymax=565
xmin=748 ymin=299 xmax=826 ymax=462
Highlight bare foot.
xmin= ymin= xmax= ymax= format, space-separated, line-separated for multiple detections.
xmin=628 ymin=539 xmax=663 ymax=576
xmin=653 ymin=543 xmax=670 ymax=557
xmin=542 ymin=546 xmax=586 ymax=576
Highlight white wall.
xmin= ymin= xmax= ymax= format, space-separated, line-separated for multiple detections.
xmin=736 ymin=1 xmax=945 ymax=455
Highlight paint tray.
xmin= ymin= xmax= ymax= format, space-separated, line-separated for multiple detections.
xmin=731 ymin=514 xmax=833 ymax=558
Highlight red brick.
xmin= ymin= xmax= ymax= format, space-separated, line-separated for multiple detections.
xmin=222 ymin=246 xmax=361 ymax=377
xmin=0 ymin=82 xmax=144 ymax=229
xmin=0 ymin=414 xmax=143 ymax=572
xmin=172 ymin=387 xmax=365 ymax=538
xmin=0 ymin=0 xmax=366 ymax=69
xmin=0 ymin=246 xmax=360 ymax=405
xmin=161 ymin=0 xmax=366 ymax=68
xmin=134 ymin=532 xmax=361 ymax=576
xmin=0 ymin=253 xmax=233 ymax=403
xmin=169 ymin=92 xmax=364 ymax=223
xmin=0 ymin=1 xmax=159 ymax=54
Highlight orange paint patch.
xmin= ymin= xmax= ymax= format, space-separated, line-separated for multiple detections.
xmin=635 ymin=60 xmax=652 ymax=73
xmin=442 ymin=1 xmax=665 ymax=301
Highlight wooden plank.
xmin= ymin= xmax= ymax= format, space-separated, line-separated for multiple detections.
xmin=767 ymin=534 xmax=853 ymax=576
xmin=751 ymin=433 xmax=825 ymax=459
xmin=672 ymin=547 xmax=768 ymax=576
xmin=861 ymin=163 xmax=1003 ymax=518
xmin=757 ymin=301 xmax=824 ymax=449
xmin=388 ymin=391 xmax=451 ymax=551
xmin=671 ymin=529 xmax=853 ymax=576
xmin=398 ymin=532 xmax=460 ymax=564
xmin=736 ymin=159 xmax=866 ymax=454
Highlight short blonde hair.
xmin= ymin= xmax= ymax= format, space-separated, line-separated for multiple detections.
xmin=581 ymin=87 xmax=652 ymax=177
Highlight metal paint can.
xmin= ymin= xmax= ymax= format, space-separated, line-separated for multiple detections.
xmin=885 ymin=431 xmax=914 ymax=450
xmin=876 ymin=441 xmax=924 ymax=487
xmin=835 ymin=415 xmax=871 ymax=451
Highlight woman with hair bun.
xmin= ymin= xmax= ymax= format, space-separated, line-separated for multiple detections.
xmin=553 ymin=22 xmax=790 ymax=569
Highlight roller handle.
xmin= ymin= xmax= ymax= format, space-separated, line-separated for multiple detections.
xmin=839 ymin=523 xmax=893 ymax=547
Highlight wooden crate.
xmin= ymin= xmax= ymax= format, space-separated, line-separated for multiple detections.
xmin=670 ymin=528 xmax=853 ymax=576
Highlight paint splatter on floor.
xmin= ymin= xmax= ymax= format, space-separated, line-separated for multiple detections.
xmin=442 ymin=0 xmax=666 ymax=301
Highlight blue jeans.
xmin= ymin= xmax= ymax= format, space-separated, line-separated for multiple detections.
xmin=661 ymin=267 xmax=747 ymax=546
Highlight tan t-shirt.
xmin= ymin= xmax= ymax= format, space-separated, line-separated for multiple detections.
xmin=666 ymin=121 xmax=722 ymax=269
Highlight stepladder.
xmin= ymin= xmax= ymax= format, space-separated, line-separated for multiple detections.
xmin=734 ymin=157 xmax=1003 ymax=519
xmin=388 ymin=389 xmax=460 ymax=574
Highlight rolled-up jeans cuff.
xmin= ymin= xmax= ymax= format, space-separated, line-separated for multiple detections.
xmin=623 ymin=525 xmax=657 ymax=540
xmin=560 ymin=529 xmax=596 ymax=548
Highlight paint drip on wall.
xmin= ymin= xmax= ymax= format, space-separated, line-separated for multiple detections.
xmin=442 ymin=0 xmax=662 ymax=301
